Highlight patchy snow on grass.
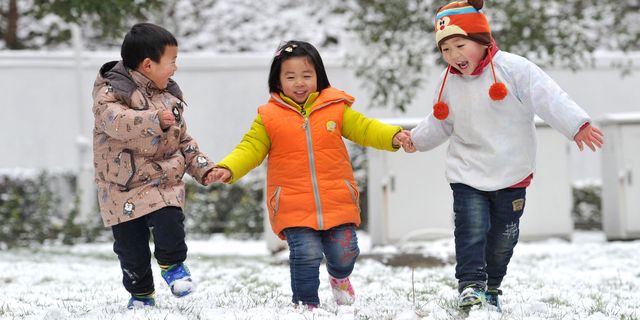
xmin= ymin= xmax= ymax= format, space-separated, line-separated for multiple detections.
xmin=1 ymin=231 xmax=639 ymax=319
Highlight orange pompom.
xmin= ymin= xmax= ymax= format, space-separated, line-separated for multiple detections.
xmin=489 ymin=82 xmax=508 ymax=101
xmin=433 ymin=101 xmax=449 ymax=120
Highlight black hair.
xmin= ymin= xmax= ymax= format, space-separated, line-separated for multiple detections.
xmin=267 ymin=40 xmax=330 ymax=93
xmin=121 ymin=23 xmax=178 ymax=70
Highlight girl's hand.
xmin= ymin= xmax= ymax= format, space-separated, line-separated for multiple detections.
xmin=204 ymin=167 xmax=232 ymax=185
xmin=393 ymin=130 xmax=417 ymax=153
xmin=574 ymin=123 xmax=604 ymax=152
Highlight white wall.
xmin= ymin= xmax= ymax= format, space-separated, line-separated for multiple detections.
xmin=1 ymin=50 xmax=639 ymax=226
xmin=0 ymin=51 xmax=362 ymax=171
xmin=2 ymin=50 xmax=639 ymax=174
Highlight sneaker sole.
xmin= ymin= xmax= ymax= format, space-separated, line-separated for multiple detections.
xmin=459 ymin=298 xmax=483 ymax=310
xmin=170 ymin=278 xmax=196 ymax=297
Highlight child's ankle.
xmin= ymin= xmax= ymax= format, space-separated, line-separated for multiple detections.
xmin=132 ymin=290 xmax=155 ymax=298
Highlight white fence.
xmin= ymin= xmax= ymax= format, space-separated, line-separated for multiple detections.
xmin=601 ymin=113 xmax=640 ymax=240
xmin=367 ymin=118 xmax=573 ymax=244
xmin=1 ymin=50 xmax=639 ymax=236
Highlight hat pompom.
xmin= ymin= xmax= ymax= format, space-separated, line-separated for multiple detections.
xmin=467 ymin=0 xmax=484 ymax=10
xmin=433 ymin=101 xmax=449 ymax=120
xmin=489 ymin=82 xmax=508 ymax=101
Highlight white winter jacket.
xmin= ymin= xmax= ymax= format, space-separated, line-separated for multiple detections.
xmin=411 ymin=51 xmax=590 ymax=191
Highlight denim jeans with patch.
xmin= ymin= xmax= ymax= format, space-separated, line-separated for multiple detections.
xmin=282 ymin=223 xmax=359 ymax=305
xmin=450 ymin=183 xmax=526 ymax=292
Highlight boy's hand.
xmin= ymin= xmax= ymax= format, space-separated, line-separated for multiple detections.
xmin=204 ymin=167 xmax=232 ymax=185
xmin=574 ymin=123 xmax=604 ymax=152
xmin=159 ymin=110 xmax=176 ymax=130
xmin=393 ymin=130 xmax=417 ymax=153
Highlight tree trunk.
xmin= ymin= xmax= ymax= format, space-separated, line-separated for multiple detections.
xmin=5 ymin=0 xmax=19 ymax=49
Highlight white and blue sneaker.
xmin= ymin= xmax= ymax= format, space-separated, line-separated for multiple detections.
xmin=458 ymin=285 xmax=485 ymax=310
xmin=127 ymin=292 xmax=156 ymax=309
xmin=485 ymin=288 xmax=502 ymax=312
xmin=161 ymin=264 xmax=195 ymax=297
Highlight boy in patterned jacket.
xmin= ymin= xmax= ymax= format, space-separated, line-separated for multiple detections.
xmin=92 ymin=23 xmax=216 ymax=309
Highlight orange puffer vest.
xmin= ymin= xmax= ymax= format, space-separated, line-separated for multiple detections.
xmin=259 ymin=87 xmax=361 ymax=239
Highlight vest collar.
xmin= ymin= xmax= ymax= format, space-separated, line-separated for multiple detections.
xmin=278 ymin=91 xmax=320 ymax=111
xmin=270 ymin=87 xmax=355 ymax=114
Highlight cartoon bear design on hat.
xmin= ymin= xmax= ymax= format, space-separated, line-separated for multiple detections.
xmin=436 ymin=17 xmax=466 ymax=38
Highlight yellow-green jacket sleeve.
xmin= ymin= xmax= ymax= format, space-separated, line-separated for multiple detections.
xmin=342 ymin=106 xmax=402 ymax=151
xmin=217 ymin=115 xmax=271 ymax=183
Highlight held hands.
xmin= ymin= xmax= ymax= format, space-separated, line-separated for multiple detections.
xmin=159 ymin=110 xmax=176 ymax=130
xmin=574 ymin=123 xmax=604 ymax=152
xmin=203 ymin=167 xmax=232 ymax=185
xmin=393 ymin=130 xmax=417 ymax=153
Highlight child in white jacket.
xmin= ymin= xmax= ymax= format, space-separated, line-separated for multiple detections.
xmin=408 ymin=0 xmax=604 ymax=312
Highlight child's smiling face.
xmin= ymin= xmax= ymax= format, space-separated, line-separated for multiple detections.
xmin=140 ymin=45 xmax=178 ymax=90
xmin=279 ymin=56 xmax=317 ymax=105
xmin=440 ymin=37 xmax=487 ymax=75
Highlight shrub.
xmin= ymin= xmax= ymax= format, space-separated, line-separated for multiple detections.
xmin=0 ymin=169 xmax=269 ymax=247
xmin=572 ymin=182 xmax=602 ymax=230
xmin=184 ymin=173 xmax=264 ymax=239
xmin=0 ymin=171 xmax=74 ymax=248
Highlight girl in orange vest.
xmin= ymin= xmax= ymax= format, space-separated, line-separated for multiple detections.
xmin=207 ymin=40 xmax=413 ymax=309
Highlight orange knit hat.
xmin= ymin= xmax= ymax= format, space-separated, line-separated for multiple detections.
xmin=432 ymin=0 xmax=507 ymax=120
xmin=435 ymin=0 xmax=492 ymax=48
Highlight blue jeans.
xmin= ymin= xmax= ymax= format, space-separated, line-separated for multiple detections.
xmin=450 ymin=183 xmax=526 ymax=292
xmin=282 ymin=223 xmax=360 ymax=305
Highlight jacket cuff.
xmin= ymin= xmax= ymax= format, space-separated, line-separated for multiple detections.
xmin=192 ymin=158 xmax=215 ymax=185
xmin=572 ymin=121 xmax=591 ymax=139
xmin=389 ymin=126 xmax=403 ymax=151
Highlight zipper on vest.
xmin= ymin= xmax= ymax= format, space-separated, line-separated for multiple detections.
xmin=303 ymin=117 xmax=324 ymax=229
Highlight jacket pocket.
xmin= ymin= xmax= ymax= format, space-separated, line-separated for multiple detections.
xmin=150 ymin=151 xmax=186 ymax=187
xmin=344 ymin=179 xmax=360 ymax=210
xmin=114 ymin=149 xmax=135 ymax=191
xmin=267 ymin=186 xmax=282 ymax=218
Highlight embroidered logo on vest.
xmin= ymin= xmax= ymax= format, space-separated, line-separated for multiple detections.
xmin=326 ymin=121 xmax=337 ymax=133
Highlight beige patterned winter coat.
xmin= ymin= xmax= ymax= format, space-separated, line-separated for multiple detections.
xmin=92 ymin=61 xmax=215 ymax=227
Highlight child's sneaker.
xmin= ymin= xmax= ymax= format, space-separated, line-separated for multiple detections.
xmin=293 ymin=303 xmax=319 ymax=311
xmin=127 ymin=292 xmax=156 ymax=309
xmin=329 ymin=275 xmax=355 ymax=305
xmin=458 ymin=285 xmax=485 ymax=310
xmin=485 ymin=288 xmax=502 ymax=312
xmin=161 ymin=263 xmax=195 ymax=297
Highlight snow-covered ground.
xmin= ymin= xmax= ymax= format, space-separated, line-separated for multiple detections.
xmin=1 ymin=231 xmax=639 ymax=320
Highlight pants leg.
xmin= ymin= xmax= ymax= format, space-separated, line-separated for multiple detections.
xmin=322 ymin=224 xmax=359 ymax=279
xmin=451 ymin=183 xmax=491 ymax=292
xmin=148 ymin=206 xmax=188 ymax=266
xmin=486 ymin=188 xmax=526 ymax=289
xmin=283 ymin=227 xmax=324 ymax=305
xmin=112 ymin=215 xmax=154 ymax=295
